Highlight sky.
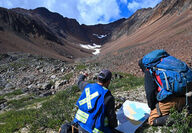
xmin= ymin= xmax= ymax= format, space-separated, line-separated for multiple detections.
xmin=0 ymin=0 xmax=162 ymax=25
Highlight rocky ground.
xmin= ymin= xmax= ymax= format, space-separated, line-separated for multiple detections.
xmin=0 ymin=52 xmax=150 ymax=133
xmin=1 ymin=52 xmax=191 ymax=133
xmin=0 ymin=52 xmax=103 ymax=111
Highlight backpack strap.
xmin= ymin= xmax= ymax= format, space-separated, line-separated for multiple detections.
xmin=149 ymin=68 xmax=163 ymax=90
xmin=149 ymin=68 xmax=170 ymax=92
xmin=157 ymin=68 xmax=169 ymax=91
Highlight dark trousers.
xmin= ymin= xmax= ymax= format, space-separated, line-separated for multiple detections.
xmin=78 ymin=125 xmax=89 ymax=133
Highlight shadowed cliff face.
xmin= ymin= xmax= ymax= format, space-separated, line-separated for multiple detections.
xmin=0 ymin=7 xmax=61 ymax=44
xmin=5 ymin=7 xmax=126 ymax=45
xmin=0 ymin=7 xmax=126 ymax=61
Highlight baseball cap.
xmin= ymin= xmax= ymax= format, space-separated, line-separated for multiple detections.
xmin=98 ymin=70 xmax=112 ymax=82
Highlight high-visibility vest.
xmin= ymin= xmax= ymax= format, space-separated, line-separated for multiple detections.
xmin=74 ymin=83 xmax=112 ymax=133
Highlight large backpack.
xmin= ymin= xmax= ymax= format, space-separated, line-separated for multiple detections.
xmin=142 ymin=49 xmax=192 ymax=101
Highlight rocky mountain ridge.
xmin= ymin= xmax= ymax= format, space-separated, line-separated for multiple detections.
xmin=0 ymin=0 xmax=191 ymax=65
xmin=111 ymin=0 xmax=192 ymax=40
xmin=0 ymin=7 xmax=125 ymax=61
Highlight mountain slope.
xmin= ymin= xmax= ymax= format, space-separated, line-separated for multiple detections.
xmin=99 ymin=0 xmax=192 ymax=75
xmin=0 ymin=0 xmax=191 ymax=66
xmin=0 ymin=7 xmax=90 ymax=61
xmin=0 ymin=7 xmax=125 ymax=61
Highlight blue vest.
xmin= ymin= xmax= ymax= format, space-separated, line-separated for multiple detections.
xmin=74 ymin=83 xmax=112 ymax=133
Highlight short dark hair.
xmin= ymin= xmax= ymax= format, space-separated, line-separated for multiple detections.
xmin=98 ymin=70 xmax=112 ymax=83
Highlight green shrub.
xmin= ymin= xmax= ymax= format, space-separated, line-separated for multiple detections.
xmin=8 ymin=96 xmax=47 ymax=109
xmin=0 ymin=109 xmax=37 ymax=133
xmin=61 ymin=72 xmax=73 ymax=81
xmin=109 ymin=73 xmax=144 ymax=92
xmin=5 ymin=89 xmax=23 ymax=98
xmin=49 ymin=80 xmax=55 ymax=86
xmin=75 ymin=64 xmax=87 ymax=70
xmin=161 ymin=108 xmax=192 ymax=133
xmin=9 ymin=62 xmax=23 ymax=70
xmin=0 ymin=72 xmax=145 ymax=132
xmin=0 ymin=65 xmax=8 ymax=73
xmin=0 ymin=85 xmax=80 ymax=132
xmin=30 ymin=85 xmax=80 ymax=132
xmin=0 ymin=89 xmax=23 ymax=100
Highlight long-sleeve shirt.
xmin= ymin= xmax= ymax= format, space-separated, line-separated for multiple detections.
xmin=77 ymin=74 xmax=118 ymax=128
xmin=138 ymin=59 xmax=158 ymax=110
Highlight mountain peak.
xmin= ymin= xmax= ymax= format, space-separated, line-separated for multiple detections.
xmin=33 ymin=7 xmax=51 ymax=14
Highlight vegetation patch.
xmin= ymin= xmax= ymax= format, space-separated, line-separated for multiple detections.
xmin=0 ymin=87 xmax=4 ymax=90
xmin=7 ymin=95 xmax=48 ymax=109
xmin=161 ymin=108 xmax=192 ymax=133
xmin=0 ymin=73 xmax=145 ymax=132
xmin=0 ymin=109 xmax=37 ymax=133
xmin=49 ymin=80 xmax=55 ymax=86
xmin=0 ymin=85 xmax=80 ymax=133
xmin=61 ymin=72 xmax=73 ymax=81
xmin=0 ymin=89 xmax=23 ymax=99
xmin=9 ymin=62 xmax=23 ymax=70
xmin=0 ymin=65 xmax=8 ymax=73
xmin=75 ymin=64 xmax=87 ymax=71
xmin=110 ymin=72 xmax=144 ymax=92
xmin=0 ymin=54 xmax=8 ymax=60
xmin=30 ymin=85 xmax=80 ymax=132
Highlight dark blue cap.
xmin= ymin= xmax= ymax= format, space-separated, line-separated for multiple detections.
xmin=98 ymin=70 xmax=112 ymax=82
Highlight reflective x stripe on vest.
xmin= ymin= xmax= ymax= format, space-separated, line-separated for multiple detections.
xmin=75 ymin=109 xmax=89 ymax=124
xmin=93 ymin=128 xmax=103 ymax=133
xmin=79 ymin=87 xmax=99 ymax=109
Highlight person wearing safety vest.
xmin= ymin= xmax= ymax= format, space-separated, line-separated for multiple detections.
xmin=74 ymin=70 xmax=118 ymax=133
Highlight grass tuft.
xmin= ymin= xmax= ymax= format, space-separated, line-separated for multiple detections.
xmin=109 ymin=72 xmax=144 ymax=92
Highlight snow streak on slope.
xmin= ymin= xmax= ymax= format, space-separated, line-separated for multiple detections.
xmin=80 ymin=43 xmax=101 ymax=55
xmin=93 ymin=33 xmax=108 ymax=39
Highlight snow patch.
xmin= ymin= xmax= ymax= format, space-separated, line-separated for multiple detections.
xmin=80 ymin=43 xmax=101 ymax=55
xmin=93 ymin=33 xmax=107 ymax=39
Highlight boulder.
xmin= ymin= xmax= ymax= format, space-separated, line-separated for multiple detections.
xmin=39 ymin=82 xmax=52 ymax=90
xmin=22 ymin=87 xmax=29 ymax=93
xmin=21 ymin=76 xmax=34 ymax=86
xmin=5 ymin=83 xmax=14 ymax=90
xmin=50 ymin=75 xmax=56 ymax=79
xmin=114 ymin=74 xmax=123 ymax=79
xmin=36 ymin=65 xmax=42 ymax=70
xmin=55 ymin=80 xmax=67 ymax=89
xmin=0 ymin=99 xmax=7 ymax=110
xmin=39 ymin=91 xmax=54 ymax=97
xmin=39 ymin=69 xmax=44 ymax=73
xmin=61 ymin=68 xmax=65 ymax=72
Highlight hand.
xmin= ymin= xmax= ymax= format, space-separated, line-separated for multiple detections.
xmin=84 ymin=73 xmax=88 ymax=77
xmin=80 ymin=71 xmax=88 ymax=77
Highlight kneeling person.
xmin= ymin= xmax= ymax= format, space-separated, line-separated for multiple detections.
xmin=74 ymin=70 xmax=117 ymax=133
xmin=138 ymin=50 xmax=191 ymax=126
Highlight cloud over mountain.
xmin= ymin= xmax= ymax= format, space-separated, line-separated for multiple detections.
xmin=0 ymin=0 xmax=161 ymax=25
xmin=127 ymin=0 xmax=161 ymax=12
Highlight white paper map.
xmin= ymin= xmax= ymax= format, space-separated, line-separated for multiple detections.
xmin=116 ymin=100 xmax=150 ymax=133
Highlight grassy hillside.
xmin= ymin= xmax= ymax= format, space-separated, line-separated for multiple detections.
xmin=0 ymin=72 xmax=144 ymax=133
